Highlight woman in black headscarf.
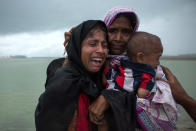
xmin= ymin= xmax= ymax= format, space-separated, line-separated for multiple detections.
xmin=35 ymin=20 xmax=109 ymax=131
xmin=35 ymin=19 xmax=137 ymax=131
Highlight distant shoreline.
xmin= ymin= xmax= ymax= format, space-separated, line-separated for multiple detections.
xmin=0 ymin=57 xmax=13 ymax=60
xmin=0 ymin=57 xmax=57 ymax=59
xmin=1 ymin=56 xmax=196 ymax=61
xmin=161 ymin=56 xmax=196 ymax=60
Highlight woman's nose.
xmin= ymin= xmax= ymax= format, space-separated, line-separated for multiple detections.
xmin=96 ymin=44 xmax=104 ymax=53
xmin=115 ymin=32 xmax=121 ymax=41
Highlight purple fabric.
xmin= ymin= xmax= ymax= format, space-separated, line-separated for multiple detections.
xmin=104 ymin=6 xmax=139 ymax=32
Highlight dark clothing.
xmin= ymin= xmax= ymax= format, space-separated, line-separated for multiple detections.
xmin=35 ymin=63 xmax=103 ymax=131
xmin=105 ymin=59 xmax=155 ymax=93
xmin=35 ymin=20 xmax=137 ymax=131
xmin=45 ymin=58 xmax=65 ymax=87
xmin=121 ymin=59 xmax=155 ymax=91
xmin=35 ymin=20 xmax=107 ymax=131
xmin=102 ymin=90 xmax=137 ymax=131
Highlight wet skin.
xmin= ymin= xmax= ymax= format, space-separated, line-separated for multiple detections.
xmin=142 ymin=42 xmax=163 ymax=68
xmin=81 ymin=29 xmax=108 ymax=73
xmin=108 ymin=15 xmax=133 ymax=55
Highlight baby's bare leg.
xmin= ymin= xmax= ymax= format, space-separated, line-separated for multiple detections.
xmin=137 ymin=88 xmax=150 ymax=98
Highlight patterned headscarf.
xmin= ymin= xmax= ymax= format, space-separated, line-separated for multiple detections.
xmin=104 ymin=6 xmax=139 ymax=33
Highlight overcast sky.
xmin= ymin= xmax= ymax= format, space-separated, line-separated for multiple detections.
xmin=0 ymin=0 xmax=196 ymax=57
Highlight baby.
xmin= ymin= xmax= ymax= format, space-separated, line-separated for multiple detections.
xmin=104 ymin=31 xmax=178 ymax=130
xmin=105 ymin=31 xmax=162 ymax=98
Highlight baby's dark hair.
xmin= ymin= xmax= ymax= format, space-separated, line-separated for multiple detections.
xmin=127 ymin=31 xmax=161 ymax=59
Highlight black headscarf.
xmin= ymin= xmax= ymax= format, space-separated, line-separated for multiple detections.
xmin=35 ymin=20 xmax=108 ymax=131
xmin=66 ymin=20 xmax=107 ymax=74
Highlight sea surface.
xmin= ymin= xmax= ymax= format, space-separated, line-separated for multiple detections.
xmin=0 ymin=58 xmax=195 ymax=131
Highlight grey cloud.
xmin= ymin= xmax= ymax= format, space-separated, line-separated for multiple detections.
xmin=0 ymin=0 xmax=108 ymax=34
xmin=1 ymin=0 xmax=195 ymax=34
xmin=0 ymin=0 xmax=196 ymax=56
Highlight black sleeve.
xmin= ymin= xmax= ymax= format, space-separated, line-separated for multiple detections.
xmin=102 ymin=89 xmax=137 ymax=131
xmin=45 ymin=58 xmax=65 ymax=87
xmin=35 ymin=68 xmax=79 ymax=131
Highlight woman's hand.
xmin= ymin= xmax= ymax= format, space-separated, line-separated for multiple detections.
xmin=89 ymin=95 xmax=109 ymax=125
xmin=161 ymin=66 xmax=196 ymax=122
xmin=97 ymin=117 xmax=109 ymax=131
xmin=63 ymin=26 xmax=76 ymax=48
xmin=161 ymin=66 xmax=188 ymax=104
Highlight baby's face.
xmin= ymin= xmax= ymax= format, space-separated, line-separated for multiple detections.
xmin=142 ymin=43 xmax=163 ymax=68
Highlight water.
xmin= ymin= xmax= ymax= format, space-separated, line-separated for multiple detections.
xmin=0 ymin=58 xmax=49 ymax=131
xmin=161 ymin=60 xmax=196 ymax=130
xmin=0 ymin=58 xmax=195 ymax=131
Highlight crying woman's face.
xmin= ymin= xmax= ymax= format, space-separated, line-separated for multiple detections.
xmin=81 ymin=28 xmax=108 ymax=73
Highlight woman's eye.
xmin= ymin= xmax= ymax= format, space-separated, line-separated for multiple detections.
xmin=102 ymin=43 xmax=108 ymax=49
xmin=89 ymin=43 xmax=96 ymax=46
xmin=122 ymin=29 xmax=131 ymax=35
xmin=108 ymin=28 xmax=116 ymax=33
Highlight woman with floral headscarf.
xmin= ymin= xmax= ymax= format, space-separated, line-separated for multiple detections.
xmin=91 ymin=6 xmax=180 ymax=131
xmin=89 ymin=6 xmax=139 ymax=130
xmin=90 ymin=6 xmax=178 ymax=131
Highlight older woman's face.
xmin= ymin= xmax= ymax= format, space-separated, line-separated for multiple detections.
xmin=81 ymin=28 xmax=108 ymax=73
xmin=108 ymin=16 xmax=132 ymax=55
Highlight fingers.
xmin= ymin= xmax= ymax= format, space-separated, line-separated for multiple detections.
xmin=63 ymin=26 xmax=76 ymax=48
xmin=64 ymin=32 xmax=71 ymax=48
xmin=89 ymin=112 xmax=104 ymax=125
xmin=70 ymin=26 xmax=76 ymax=33
xmin=97 ymin=114 xmax=104 ymax=120
xmin=161 ymin=65 xmax=176 ymax=84
xmin=161 ymin=66 xmax=171 ymax=79
xmin=88 ymin=95 xmax=109 ymax=125
xmin=89 ymin=95 xmax=109 ymax=116
xmin=156 ymin=77 xmax=168 ymax=83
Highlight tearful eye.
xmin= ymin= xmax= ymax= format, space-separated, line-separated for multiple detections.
xmin=102 ymin=43 xmax=108 ymax=49
xmin=89 ymin=43 xmax=96 ymax=46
